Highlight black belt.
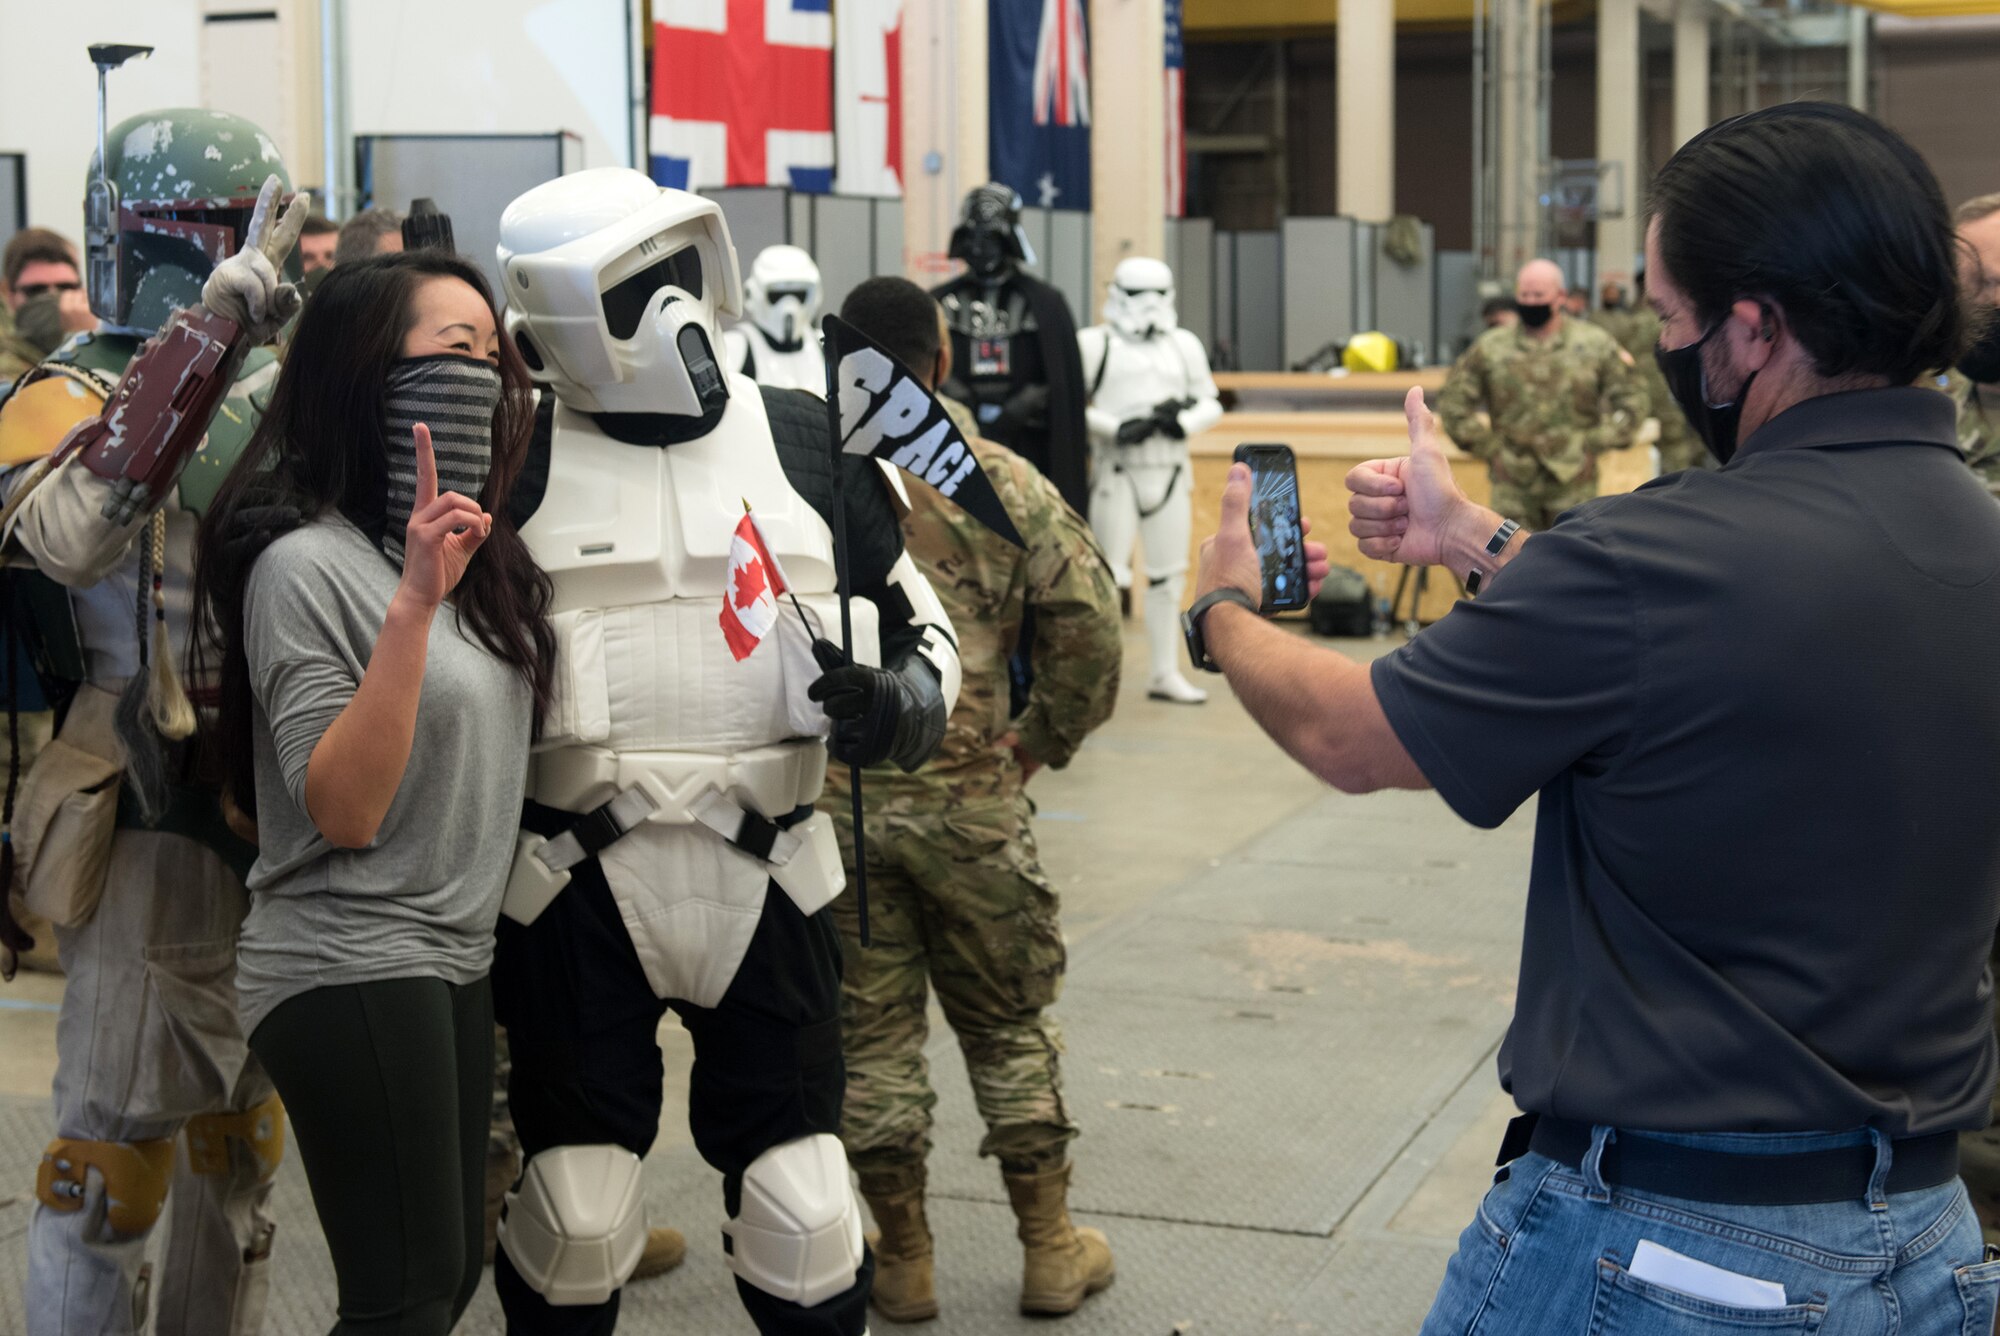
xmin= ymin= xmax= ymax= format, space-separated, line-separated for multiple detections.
xmin=1501 ymin=1113 xmax=1960 ymax=1206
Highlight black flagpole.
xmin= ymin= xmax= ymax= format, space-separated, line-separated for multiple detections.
xmin=819 ymin=317 xmax=870 ymax=948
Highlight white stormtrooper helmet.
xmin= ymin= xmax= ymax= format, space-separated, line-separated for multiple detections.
xmin=498 ymin=167 xmax=744 ymax=416
xmin=1104 ymin=257 xmax=1177 ymax=340
xmin=744 ymin=244 xmax=821 ymax=350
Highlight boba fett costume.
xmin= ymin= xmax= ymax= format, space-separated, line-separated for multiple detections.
xmin=0 ymin=88 xmax=306 ymax=1336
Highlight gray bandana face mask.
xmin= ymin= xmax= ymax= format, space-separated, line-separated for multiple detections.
xmin=381 ymin=354 xmax=502 ymax=563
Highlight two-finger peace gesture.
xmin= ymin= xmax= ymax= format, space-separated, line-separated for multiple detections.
xmin=397 ymin=423 xmax=492 ymax=609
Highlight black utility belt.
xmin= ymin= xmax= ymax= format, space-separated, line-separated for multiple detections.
xmin=1502 ymin=1112 xmax=1959 ymax=1206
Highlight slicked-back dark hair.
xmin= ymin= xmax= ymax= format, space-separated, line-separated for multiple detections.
xmin=193 ymin=250 xmax=556 ymax=816
xmin=1649 ymin=101 xmax=1965 ymax=384
xmin=840 ymin=276 xmax=944 ymax=382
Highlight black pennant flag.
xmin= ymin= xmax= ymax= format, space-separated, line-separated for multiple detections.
xmin=822 ymin=314 xmax=1026 ymax=548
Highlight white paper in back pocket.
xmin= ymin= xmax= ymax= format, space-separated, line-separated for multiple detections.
xmin=1628 ymin=1239 xmax=1788 ymax=1310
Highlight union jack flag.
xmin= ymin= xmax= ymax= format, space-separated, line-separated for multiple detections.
xmin=1033 ymin=0 xmax=1090 ymax=129
xmin=650 ymin=0 xmax=835 ymax=194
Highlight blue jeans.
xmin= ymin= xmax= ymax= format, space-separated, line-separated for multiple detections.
xmin=1419 ymin=1128 xmax=2000 ymax=1335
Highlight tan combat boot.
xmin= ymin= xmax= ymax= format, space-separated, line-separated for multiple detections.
xmin=1002 ymin=1162 xmax=1115 ymax=1316
xmin=860 ymin=1166 xmax=939 ymax=1322
xmin=630 ymin=1227 xmax=687 ymax=1282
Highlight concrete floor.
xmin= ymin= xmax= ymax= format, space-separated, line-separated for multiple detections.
xmin=0 ymin=622 xmax=1534 ymax=1335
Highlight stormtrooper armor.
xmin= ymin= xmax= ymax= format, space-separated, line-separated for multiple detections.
xmin=1079 ymin=257 xmax=1223 ymax=705
xmin=492 ymin=167 xmax=956 ymax=1336
xmin=722 ymin=244 xmax=828 ymax=393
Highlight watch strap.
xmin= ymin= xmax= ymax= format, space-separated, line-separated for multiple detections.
xmin=1465 ymin=518 xmax=1522 ymax=597
xmin=1183 ymin=587 xmax=1260 ymax=672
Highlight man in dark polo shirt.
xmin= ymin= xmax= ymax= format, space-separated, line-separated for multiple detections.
xmin=1185 ymin=103 xmax=2000 ymax=1332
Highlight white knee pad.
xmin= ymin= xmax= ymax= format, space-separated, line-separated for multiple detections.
xmin=723 ymin=1133 xmax=865 ymax=1308
xmin=499 ymin=1145 xmax=648 ymax=1307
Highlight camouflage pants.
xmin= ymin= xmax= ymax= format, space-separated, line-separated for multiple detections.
xmin=1488 ymin=472 xmax=1600 ymax=533
xmin=831 ymin=789 xmax=1077 ymax=1183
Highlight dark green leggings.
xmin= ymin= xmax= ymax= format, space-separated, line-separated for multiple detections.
xmin=251 ymin=975 xmax=493 ymax=1335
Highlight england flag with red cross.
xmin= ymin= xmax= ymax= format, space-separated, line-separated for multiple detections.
xmin=652 ymin=0 xmax=835 ymax=194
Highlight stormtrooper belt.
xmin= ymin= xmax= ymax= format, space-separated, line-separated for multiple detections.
xmin=502 ymin=745 xmax=842 ymax=927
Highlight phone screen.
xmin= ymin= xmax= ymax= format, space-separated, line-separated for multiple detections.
xmin=1235 ymin=444 xmax=1308 ymax=612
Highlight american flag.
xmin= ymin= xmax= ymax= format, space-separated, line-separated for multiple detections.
xmin=1166 ymin=0 xmax=1186 ymax=217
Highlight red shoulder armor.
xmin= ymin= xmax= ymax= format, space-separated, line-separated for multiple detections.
xmin=62 ymin=307 xmax=250 ymax=525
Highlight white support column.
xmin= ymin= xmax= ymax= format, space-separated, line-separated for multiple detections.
xmin=1337 ymin=0 xmax=1396 ymax=223
xmin=902 ymin=0 xmax=988 ymax=283
xmin=1846 ymin=5 xmax=1870 ymax=112
xmin=1090 ymin=0 xmax=1167 ymax=306
xmin=1595 ymin=0 xmax=1640 ymax=290
xmin=1673 ymin=0 xmax=1711 ymax=149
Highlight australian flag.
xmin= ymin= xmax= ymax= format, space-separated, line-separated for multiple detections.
xmin=990 ymin=0 xmax=1091 ymax=212
xmin=650 ymin=0 xmax=835 ymax=194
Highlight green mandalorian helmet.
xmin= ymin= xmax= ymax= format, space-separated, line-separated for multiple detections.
xmin=85 ymin=108 xmax=294 ymax=334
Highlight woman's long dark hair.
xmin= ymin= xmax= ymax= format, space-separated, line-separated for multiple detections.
xmin=193 ymin=250 xmax=557 ymax=817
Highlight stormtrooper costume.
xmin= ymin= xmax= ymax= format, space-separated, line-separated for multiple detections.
xmin=721 ymin=244 xmax=827 ymax=393
xmin=489 ymin=168 xmax=960 ymax=1336
xmin=1079 ymin=258 xmax=1223 ymax=705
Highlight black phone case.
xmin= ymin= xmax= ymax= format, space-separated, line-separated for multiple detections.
xmin=1233 ymin=444 xmax=1309 ymax=612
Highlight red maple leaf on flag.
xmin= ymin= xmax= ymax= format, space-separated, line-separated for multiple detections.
xmin=732 ymin=556 xmax=769 ymax=610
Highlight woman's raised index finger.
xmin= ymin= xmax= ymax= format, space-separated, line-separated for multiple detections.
xmin=413 ymin=423 xmax=438 ymax=508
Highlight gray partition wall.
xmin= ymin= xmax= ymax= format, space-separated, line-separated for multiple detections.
xmin=805 ymin=195 xmax=876 ymax=315
xmin=1163 ymin=216 xmax=1215 ymax=353
xmin=1374 ymin=221 xmax=1436 ymax=364
xmin=707 ymin=187 xmax=791 ymax=274
xmin=1232 ymin=231 xmax=1284 ymax=374
xmin=0 ymin=156 xmax=23 ymax=252
xmin=1279 ymin=217 xmax=1355 ymax=370
xmin=1434 ymin=249 xmax=1482 ymax=360
xmin=356 ymin=133 xmax=579 ymax=296
xmin=1211 ymin=234 xmax=1238 ymax=369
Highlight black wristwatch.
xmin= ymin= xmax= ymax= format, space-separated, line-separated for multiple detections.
xmin=1464 ymin=518 xmax=1521 ymax=597
xmin=1182 ymin=588 xmax=1260 ymax=672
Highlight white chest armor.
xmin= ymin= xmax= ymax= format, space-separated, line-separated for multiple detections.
xmin=518 ymin=375 xmax=876 ymax=1005
xmin=1080 ymin=326 xmax=1219 ymax=472
xmin=724 ymin=325 xmax=828 ymax=396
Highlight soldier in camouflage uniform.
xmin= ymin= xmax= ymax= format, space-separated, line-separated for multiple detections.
xmin=822 ymin=278 xmax=1122 ymax=1324
xmin=1592 ymin=291 xmax=1710 ymax=476
xmin=1949 ymin=192 xmax=2000 ymax=1242
xmin=1439 ymin=259 xmax=1646 ymax=530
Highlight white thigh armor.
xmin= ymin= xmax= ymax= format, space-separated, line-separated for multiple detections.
xmin=500 ymin=1145 xmax=648 ymax=1306
xmin=723 ymin=1134 xmax=866 ymax=1308
xmin=515 ymin=379 xmax=880 ymax=1007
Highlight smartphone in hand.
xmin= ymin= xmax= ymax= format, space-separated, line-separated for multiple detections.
xmin=1232 ymin=443 xmax=1309 ymax=613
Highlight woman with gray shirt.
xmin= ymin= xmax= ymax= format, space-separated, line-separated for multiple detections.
xmin=193 ymin=251 xmax=555 ymax=1334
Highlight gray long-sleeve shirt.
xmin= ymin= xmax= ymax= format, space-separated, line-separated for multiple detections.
xmin=236 ymin=516 xmax=532 ymax=1038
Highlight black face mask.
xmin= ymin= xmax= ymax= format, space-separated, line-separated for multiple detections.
xmin=1655 ymin=321 xmax=1756 ymax=465
xmin=1516 ymin=303 xmax=1553 ymax=330
xmin=1959 ymin=313 xmax=2000 ymax=384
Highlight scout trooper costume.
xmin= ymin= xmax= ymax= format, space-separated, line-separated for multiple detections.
xmin=1079 ymin=257 xmax=1223 ymax=705
xmin=0 ymin=82 xmax=305 ymax=1336
xmin=721 ymin=244 xmax=827 ymax=393
xmin=490 ymin=167 xmax=958 ymax=1336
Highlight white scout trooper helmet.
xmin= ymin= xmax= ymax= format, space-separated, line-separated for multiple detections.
xmin=1103 ymin=256 xmax=1178 ymax=340
xmin=744 ymin=244 xmax=822 ymax=350
xmin=497 ymin=167 xmax=743 ymax=416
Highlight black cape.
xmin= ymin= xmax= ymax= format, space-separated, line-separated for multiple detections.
xmin=929 ymin=268 xmax=1090 ymax=513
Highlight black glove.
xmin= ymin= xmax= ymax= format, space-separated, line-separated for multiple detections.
xmin=1114 ymin=416 xmax=1155 ymax=446
xmin=808 ymin=638 xmax=949 ymax=772
xmin=996 ymin=382 xmax=1051 ymax=436
xmin=1151 ymin=399 xmax=1189 ymax=439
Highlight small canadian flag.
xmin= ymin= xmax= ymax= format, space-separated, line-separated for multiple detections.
xmin=720 ymin=510 xmax=790 ymax=662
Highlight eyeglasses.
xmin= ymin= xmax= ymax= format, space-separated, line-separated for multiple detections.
xmin=14 ymin=281 xmax=82 ymax=300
